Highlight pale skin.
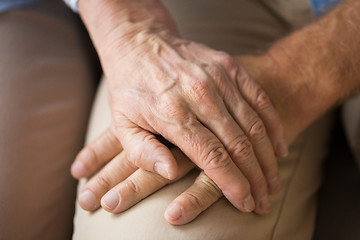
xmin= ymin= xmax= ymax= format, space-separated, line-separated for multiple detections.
xmin=72 ymin=0 xmax=360 ymax=225
xmin=73 ymin=0 xmax=289 ymax=215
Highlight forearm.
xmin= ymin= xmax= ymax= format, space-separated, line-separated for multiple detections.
xmin=78 ymin=0 xmax=178 ymax=76
xmin=238 ymin=0 xmax=360 ymax=143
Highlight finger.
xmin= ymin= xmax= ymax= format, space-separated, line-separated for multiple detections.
xmin=189 ymin=48 xmax=288 ymax=158
xmin=231 ymin=76 xmax=283 ymax=194
xmin=112 ymin=113 xmax=178 ymax=180
xmin=180 ymin=69 xmax=271 ymax=213
xmin=100 ymin=148 xmax=195 ymax=213
xmin=236 ymin=72 xmax=288 ymax=158
xmin=71 ymin=128 xmax=122 ymax=179
xmin=240 ymin=114 xmax=281 ymax=196
xmin=162 ymin=119 xmax=255 ymax=213
xmin=222 ymin=86 xmax=282 ymax=196
xmin=78 ymin=152 xmax=137 ymax=211
xmin=194 ymin=56 xmax=282 ymax=195
xmin=196 ymin=95 xmax=272 ymax=214
xmin=164 ymin=172 xmax=222 ymax=225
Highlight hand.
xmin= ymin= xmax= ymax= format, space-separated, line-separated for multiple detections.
xmin=78 ymin=0 xmax=288 ymax=214
xmin=72 ymin=129 xmax=272 ymax=226
xmin=73 ymin=126 xmax=281 ymax=220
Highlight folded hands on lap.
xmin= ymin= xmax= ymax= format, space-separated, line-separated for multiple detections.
xmin=73 ymin=0 xmax=291 ymax=225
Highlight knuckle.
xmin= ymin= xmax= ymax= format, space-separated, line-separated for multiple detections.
xmin=183 ymin=191 xmax=203 ymax=210
xmin=163 ymin=103 xmax=185 ymax=119
xmin=198 ymin=173 xmax=222 ymax=198
xmin=188 ymin=80 xmax=221 ymax=115
xmin=233 ymin=138 xmax=254 ymax=164
xmin=141 ymin=132 xmax=156 ymax=145
xmin=251 ymin=174 xmax=267 ymax=191
xmin=227 ymin=135 xmax=247 ymax=156
xmin=255 ymin=90 xmax=273 ymax=111
xmin=128 ymin=150 xmax=142 ymax=167
xmin=122 ymin=154 xmax=138 ymax=171
xmin=179 ymin=115 xmax=198 ymax=132
xmin=189 ymin=79 xmax=213 ymax=103
xmin=237 ymin=71 xmax=251 ymax=84
xmin=126 ymin=177 xmax=141 ymax=194
xmin=217 ymin=51 xmax=236 ymax=68
xmin=183 ymin=129 xmax=203 ymax=151
xmin=256 ymin=88 xmax=272 ymax=110
xmin=127 ymin=135 xmax=156 ymax=167
xmin=159 ymin=95 xmax=186 ymax=119
xmin=206 ymin=65 xmax=225 ymax=82
xmin=248 ymin=119 xmax=267 ymax=142
xmin=96 ymin=174 xmax=112 ymax=190
xmin=152 ymin=172 xmax=171 ymax=185
xmin=202 ymin=146 xmax=231 ymax=170
xmin=253 ymin=90 xmax=285 ymax=134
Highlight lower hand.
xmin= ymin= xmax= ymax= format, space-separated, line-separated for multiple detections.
xmin=73 ymin=129 xmax=276 ymax=225
xmin=74 ymin=129 xmax=226 ymax=225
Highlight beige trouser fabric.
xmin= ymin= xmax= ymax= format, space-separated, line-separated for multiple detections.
xmin=73 ymin=1 xmax=333 ymax=240
xmin=342 ymin=95 xmax=360 ymax=166
xmin=0 ymin=1 xmax=99 ymax=239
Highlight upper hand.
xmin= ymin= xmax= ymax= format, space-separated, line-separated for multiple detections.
xmin=104 ymin=32 xmax=287 ymax=212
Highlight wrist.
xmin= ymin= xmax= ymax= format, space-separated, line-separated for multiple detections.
xmin=78 ymin=0 xmax=178 ymax=48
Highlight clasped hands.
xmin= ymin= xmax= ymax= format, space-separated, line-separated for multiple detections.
xmin=71 ymin=30 xmax=288 ymax=225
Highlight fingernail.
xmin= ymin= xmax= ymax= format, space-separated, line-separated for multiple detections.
xmin=154 ymin=162 xmax=171 ymax=179
xmin=268 ymin=176 xmax=282 ymax=194
xmin=259 ymin=195 xmax=271 ymax=213
xmin=71 ymin=161 xmax=87 ymax=178
xmin=165 ymin=204 xmax=182 ymax=220
xmin=242 ymin=196 xmax=255 ymax=212
xmin=101 ymin=190 xmax=120 ymax=210
xmin=79 ymin=190 xmax=97 ymax=211
xmin=277 ymin=140 xmax=289 ymax=158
